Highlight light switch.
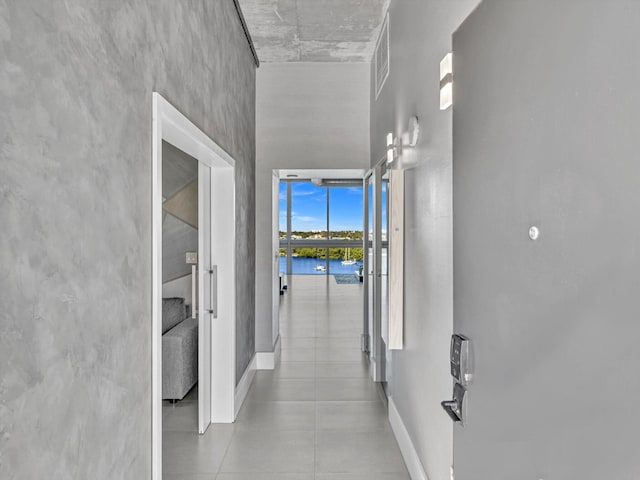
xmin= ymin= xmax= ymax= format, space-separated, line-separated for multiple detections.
xmin=185 ymin=252 xmax=198 ymax=264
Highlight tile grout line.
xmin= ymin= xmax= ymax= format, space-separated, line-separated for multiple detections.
xmin=214 ymin=421 xmax=239 ymax=478
xmin=315 ymin=283 xmax=320 ymax=480
xmin=313 ymin=301 xmax=318 ymax=480
xmin=245 ymin=276 xmax=406 ymax=478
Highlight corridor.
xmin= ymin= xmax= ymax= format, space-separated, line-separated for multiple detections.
xmin=163 ymin=274 xmax=409 ymax=479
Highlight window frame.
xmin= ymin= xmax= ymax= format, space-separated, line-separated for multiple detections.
xmin=279 ymin=180 xmax=365 ymax=275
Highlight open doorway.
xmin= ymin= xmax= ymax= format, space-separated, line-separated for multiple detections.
xmin=273 ymin=168 xmax=368 ymax=372
xmin=363 ymin=159 xmax=390 ymax=388
xmin=161 ymin=141 xmax=200 ymax=435
xmin=152 ymin=93 xmax=236 ymax=480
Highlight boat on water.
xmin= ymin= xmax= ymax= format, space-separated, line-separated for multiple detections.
xmin=314 ymin=264 xmax=327 ymax=272
xmin=341 ymin=248 xmax=357 ymax=265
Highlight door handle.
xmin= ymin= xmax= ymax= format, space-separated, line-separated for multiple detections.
xmin=441 ymin=383 xmax=467 ymax=425
xmin=440 ymin=400 xmax=461 ymax=423
xmin=191 ymin=265 xmax=197 ymax=319
xmin=208 ymin=266 xmax=217 ymax=318
xmin=441 ymin=400 xmax=459 ymax=409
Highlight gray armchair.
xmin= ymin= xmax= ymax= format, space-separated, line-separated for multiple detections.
xmin=162 ymin=298 xmax=198 ymax=401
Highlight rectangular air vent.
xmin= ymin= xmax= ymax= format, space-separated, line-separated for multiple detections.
xmin=374 ymin=12 xmax=390 ymax=100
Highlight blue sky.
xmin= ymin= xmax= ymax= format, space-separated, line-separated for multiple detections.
xmin=279 ymin=182 xmax=365 ymax=231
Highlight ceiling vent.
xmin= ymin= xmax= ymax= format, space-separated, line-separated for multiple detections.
xmin=374 ymin=12 xmax=390 ymax=100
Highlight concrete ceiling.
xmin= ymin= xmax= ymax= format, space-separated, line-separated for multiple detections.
xmin=238 ymin=0 xmax=388 ymax=62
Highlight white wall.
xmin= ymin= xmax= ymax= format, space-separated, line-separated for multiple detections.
xmin=162 ymin=274 xmax=193 ymax=307
xmin=369 ymin=2 xmax=480 ymax=480
xmin=255 ymin=62 xmax=371 ymax=351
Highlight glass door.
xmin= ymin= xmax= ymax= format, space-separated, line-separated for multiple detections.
xmin=363 ymin=173 xmax=374 ymax=355
xmin=380 ymin=170 xmax=390 ymax=393
xmin=363 ymin=160 xmax=389 ymax=383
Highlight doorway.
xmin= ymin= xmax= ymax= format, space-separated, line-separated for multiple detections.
xmin=273 ymin=169 xmax=368 ymax=373
xmin=160 ymin=140 xmax=200 ymax=437
xmin=152 ymin=93 xmax=236 ymax=480
xmin=363 ymin=159 xmax=390 ymax=387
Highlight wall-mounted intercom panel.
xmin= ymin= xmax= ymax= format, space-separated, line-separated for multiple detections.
xmin=450 ymin=334 xmax=474 ymax=387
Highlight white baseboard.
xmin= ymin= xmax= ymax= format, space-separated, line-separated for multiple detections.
xmin=388 ymin=397 xmax=429 ymax=480
xmin=255 ymin=335 xmax=281 ymax=370
xmin=234 ymin=354 xmax=257 ymax=419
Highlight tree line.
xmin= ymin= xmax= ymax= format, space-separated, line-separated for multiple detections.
xmin=279 ymin=230 xmax=364 ymax=240
xmin=279 ymin=247 xmax=364 ymax=261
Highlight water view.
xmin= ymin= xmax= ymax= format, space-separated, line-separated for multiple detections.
xmin=279 ymin=181 xmax=368 ymax=276
xmin=280 ymin=256 xmax=363 ymax=275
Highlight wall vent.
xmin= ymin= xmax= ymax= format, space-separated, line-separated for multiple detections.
xmin=374 ymin=12 xmax=390 ymax=100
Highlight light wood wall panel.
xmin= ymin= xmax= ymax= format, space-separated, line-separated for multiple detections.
xmin=389 ymin=169 xmax=404 ymax=350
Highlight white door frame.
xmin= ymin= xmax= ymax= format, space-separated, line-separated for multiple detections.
xmin=271 ymin=173 xmax=281 ymax=349
xmin=152 ymin=93 xmax=236 ymax=480
xmin=364 ymin=157 xmax=388 ymax=383
xmin=197 ymin=161 xmax=213 ymax=435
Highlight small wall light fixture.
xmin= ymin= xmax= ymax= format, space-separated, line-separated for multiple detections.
xmin=408 ymin=115 xmax=420 ymax=147
xmin=440 ymin=52 xmax=453 ymax=110
xmin=387 ymin=132 xmax=396 ymax=164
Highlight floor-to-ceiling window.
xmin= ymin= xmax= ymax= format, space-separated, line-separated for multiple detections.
xmin=279 ymin=181 xmax=288 ymax=274
xmin=279 ymin=180 xmax=364 ymax=275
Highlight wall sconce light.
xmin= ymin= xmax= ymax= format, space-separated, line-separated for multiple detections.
xmin=408 ymin=115 xmax=420 ymax=147
xmin=387 ymin=132 xmax=396 ymax=164
xmin=440 ymin=52 xmax=453 ymax=110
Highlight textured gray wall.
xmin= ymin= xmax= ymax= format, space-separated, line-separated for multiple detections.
xmin=368 ymin=2 xmax=479 ymax=480
xmin=453 ymin=1 xmax=640 ymax=479
xmin=0 ymin=1 xmax=255 ymax=478
xmin=255 ymin=62 xmax=370 ymax=352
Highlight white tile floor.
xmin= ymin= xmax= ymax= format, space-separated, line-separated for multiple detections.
xmin=163 ymin=275 xmax=409 ymax=479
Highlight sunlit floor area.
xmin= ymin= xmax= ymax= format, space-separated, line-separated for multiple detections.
xmin=163 ymin=274 xmax=409 ymax=479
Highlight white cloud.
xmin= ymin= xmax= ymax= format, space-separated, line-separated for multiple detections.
xmin=291 ymin=190 xmax=317 ymax=197
xmin=293 ymin=216 xmax=318 ymax=223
